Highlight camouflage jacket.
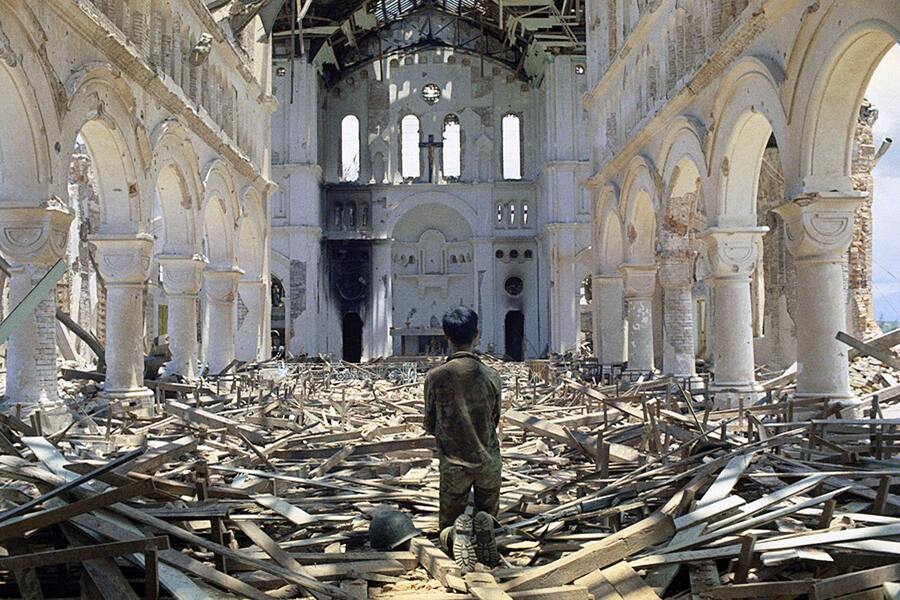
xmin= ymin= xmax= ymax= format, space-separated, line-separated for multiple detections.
xmin=424 ymin=351 xmax=502 ymax=468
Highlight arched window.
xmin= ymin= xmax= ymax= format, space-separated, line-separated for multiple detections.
xmin=522 ymin=201 xmax=529 ymax=226
xmin=401 ymin=115 xmax=420 ymax=179
xmin=443 ymin=114 xmax=461 ymax=179
xmin=341 ymin=115 xmax=360 ymax=182
xmin=502 ymin=113 xmax=522 ymax=180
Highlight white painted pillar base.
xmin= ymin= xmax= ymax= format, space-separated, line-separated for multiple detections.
xmin=593 ymin=275 xmax=625 ymax=364
xmin=620 ymin=264 xmax=656 ymax=376
xmin=702 ymin=228 xmax=767 ymax=408
xmin=0 ymin=205 xmax=73 ymax=420
xmin=203 ymin=268 xmax=243 ymax=374
xmin=91 ymin=234 xmax=154 ymax=404
xmin=159 ymin=255 xmax=205 ymax=379
xmin=775 ymin=194 xmax=864 ymax=405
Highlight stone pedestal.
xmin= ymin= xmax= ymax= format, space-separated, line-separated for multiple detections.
xmin=592 ymin=274 xmax=625 ymax=363
xmin=159 ymin=255 xmax=205 ymax=379
xmin=0 ymin=204 xmax=73 ymax=421
xmin=236 ymin=278 xmax=266 ymax=362
xmin=775 ymin=194 xmax=863 ymax=404
xmin=91 ymin=234 xmax=154 ymax=405
xmin=658 ymin=251 xmax=698 ymax=381
xmin=203 ymin=268 xmax=242 ymax=374
xmin=620 ymin=264 xmax=657 ymax=376
xmin=702 ymin=228 xmax=767 ymax=408
xmin=472 ymin=238 xmax=496 ymax=352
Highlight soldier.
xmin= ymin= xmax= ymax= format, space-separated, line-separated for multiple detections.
xmin=424 ymin=306 xmax=502 ymax=572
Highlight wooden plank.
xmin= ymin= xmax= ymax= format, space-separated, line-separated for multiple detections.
xmin=601 ymin=561 xmax=661 ymax=600
xmin=0 ymin=536 xmax=170 ymax=570
xmin=467 ymin=573 xmax=514 ymax=600
xmin=409 ymin=537 xmax=465 ymax=592
xmin=311 ymin=444 xmax=356 ymax=478
xmin=60 ymin=524 xmax=143 ymax=600
xmin=700 ymin=580 xmax=815 ymax=599
xmin=504 ymin=408 xmax=639 ymax=462
xmin=164 ymin=400 xmax=266 ymax=444
xmin=573 ymin=569 xmax=623 ymax=600
xmin=0 ymin=478 xmax=156 ymax=542
xmin=811 ymin=563 xmax=900 ymax=600
xmin=0 ymin=443 xmax=144 ymax=524
xmin=158 ymin=548 xmax=273 ymax=600
xmin=122 ymin=436 xmax=197 ymax=475
xmin=836 ymin=331 xmax=900 ymax=371
xmin=501 ymin=511 xmax=675 ymax=592
xmin=6 ymin=538 xmax=45 ymax=600
xmin=254 ymin=493 xmax=316 ymax=526
xmin=272 ymin=436 xmax=437 ymax=459
xmin=0 ymin=259 xmax=65 ymax=346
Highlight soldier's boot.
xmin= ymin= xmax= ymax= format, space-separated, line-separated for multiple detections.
xmin=473 ymin=511 xmax=499 ymax=567
xmin=451 ymin=513 xmax=476 ymax=574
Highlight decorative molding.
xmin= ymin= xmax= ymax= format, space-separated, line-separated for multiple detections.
xmin=700 ymin=227 xmax=767 ymax=278
xmin=0 ymin=204 xmax=74 ymax=266
xmin=775 ymin=194 xmax=863 ymax=262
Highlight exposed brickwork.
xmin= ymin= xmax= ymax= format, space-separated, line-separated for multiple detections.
xmin=849 ymin=99 xmax=880 ymax=337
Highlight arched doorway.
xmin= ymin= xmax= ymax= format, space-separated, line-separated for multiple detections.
xmin=342 ymin=312 xmax=363 ymax=363
xmin=505 ymin=310 xmax=524 ymax=361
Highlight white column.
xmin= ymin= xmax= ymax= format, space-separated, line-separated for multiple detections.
xmin=702 ymin=228 xmax=767 ymax=408
xmin=658 ymin=247 xmax=698 ymax=380
xmin=91 ymin=234 xmax=154 ymax=403
xmin=0 ymin=205 xmax=73 ymax=419
xmin=775 ymin=194 xmax=863 ymax=403
xmin=159 ymin=255 xmax=204 ymax=379
xmin=471 ymin=238 xmax=496 ymax=352
xmin=236 ymin=278 xmax=266 ymax=362
xmin=592 ymin=274 xmax=625 ymax=363
xmin=547 ymin=224 xmax=579 ymax=354
xmin=203 ymin=268 xmax=242 ymax=374
xmin=368 ymin=239 xmax=392 ymax=359
xmin=620 ymin=264 xmax=657 ymax=375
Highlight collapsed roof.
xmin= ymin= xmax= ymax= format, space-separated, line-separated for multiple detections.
xmin=270 ymin=0 xmax=585 ymax=84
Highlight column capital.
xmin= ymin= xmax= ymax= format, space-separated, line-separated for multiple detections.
xmin=203 ymin=268 xmax=243 ymax=303
xmin=657 ymin=255 xmax=695 ymax=289
xmin=159 ymin=254 xmax=206 ymax=296
xmin=774 ymin=193 xmax=864 ymax=262
xmin=700 ymin=227 xmax=767 ymax=279
xmin=0 ymin=203 xmax=73 ymax=267
xmin=90 ymin=234 xmax=154 ymax=285
xmin=619 ymin=263 xmax=657 ymax=299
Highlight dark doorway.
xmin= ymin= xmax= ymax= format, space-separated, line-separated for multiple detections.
xmin=505 ymin=310 xmax=525 ymax=361
xmin=342 ymin=313 xmax=363 ymax=362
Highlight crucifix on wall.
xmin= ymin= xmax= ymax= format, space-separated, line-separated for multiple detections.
xmin=419 ymin=134 xmax=443 ymax=183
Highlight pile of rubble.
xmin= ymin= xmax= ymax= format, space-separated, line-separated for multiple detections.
xmin=0 ymin=333 xmax=897 ymax=599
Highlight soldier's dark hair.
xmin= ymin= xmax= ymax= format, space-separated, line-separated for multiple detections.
xmin=442 ymin=306 xmax=479 ymax=346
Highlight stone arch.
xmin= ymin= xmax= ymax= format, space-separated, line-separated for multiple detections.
xmin=61 ymin=65 xmax=149 ymax=234
xmin=620 ymin=155 xmax=659 ymax=263
xmin=387 ymin=190 xmax=479 ymax=239
xmin=599 ymin=209 xmax=625 ymax=275
xmin=708 ymin=57 xmax=788 ymax=226
xmin=791 ymin=11 xmax=900 ymax=192
xmin=150 ymin=121 xmax=202 ymax=255
xmin=0 ymin=5 xmax=57 ymax=204
xmin=201 ymin=160 xmax=239 ymax=269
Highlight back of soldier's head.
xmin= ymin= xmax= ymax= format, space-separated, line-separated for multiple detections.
xmin=442 ymin=306 xmax=478 ymax=346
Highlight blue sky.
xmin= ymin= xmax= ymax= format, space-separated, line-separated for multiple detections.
xmin=867 ymin=44 xmax=900 ymax=322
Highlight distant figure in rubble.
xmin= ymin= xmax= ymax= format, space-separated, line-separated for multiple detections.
xmin=424 ymin=306 xmax=502 ymax=572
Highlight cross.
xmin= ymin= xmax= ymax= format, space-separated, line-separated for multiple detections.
xmin=419 ymin=134 xmax=443 ymax=183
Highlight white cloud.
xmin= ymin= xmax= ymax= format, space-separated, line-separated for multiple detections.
xmin=867 ymin=44 xmax=900 ymax=137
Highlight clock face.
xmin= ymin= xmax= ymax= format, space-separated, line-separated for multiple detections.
xmin=422 ymin=83 xmax=441 ymax=104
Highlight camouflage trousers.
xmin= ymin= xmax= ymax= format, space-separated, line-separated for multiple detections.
xmin=438 ymin=453 xmax=502 ymax=531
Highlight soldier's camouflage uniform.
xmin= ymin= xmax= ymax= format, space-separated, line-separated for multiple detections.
xmin=424 ymin=351 xmax=502 ymax=530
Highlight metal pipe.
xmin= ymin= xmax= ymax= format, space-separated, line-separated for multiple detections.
xmin=874 ymin=137 xmax=893 ymax=166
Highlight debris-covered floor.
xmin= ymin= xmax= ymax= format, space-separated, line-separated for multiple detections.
xmin=0 ymin=332 xmax=899 ymax=599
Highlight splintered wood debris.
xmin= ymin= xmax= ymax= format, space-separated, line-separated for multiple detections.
xmin=0 ymin=332 xmax=897 ymax=599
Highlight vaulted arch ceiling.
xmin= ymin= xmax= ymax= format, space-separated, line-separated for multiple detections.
xmin=270 ymin=0 xmax=585 ymax=84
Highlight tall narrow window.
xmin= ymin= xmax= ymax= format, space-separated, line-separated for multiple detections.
xmin=401 ymin=115 xmax=420 ymax=179
xmin=502 ymin=113 xmax=521 ymax=180
xmin=341 ymin=115 xmax=360 ymax=182
xmin=442 ymin=114 xmax=461 ymax=179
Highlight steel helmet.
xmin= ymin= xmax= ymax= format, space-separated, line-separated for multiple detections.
xmin=368 ymin=508 xmax=420 ymax=550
